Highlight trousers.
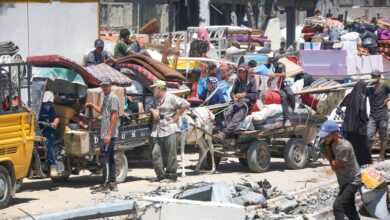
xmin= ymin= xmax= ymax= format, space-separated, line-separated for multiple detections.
xmin=100 ymin=138 xmax=116 ymax=183
xmin=152 ymin=133 xmax=179 ymax=177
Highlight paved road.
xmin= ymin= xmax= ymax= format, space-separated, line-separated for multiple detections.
xmin=1 ymin=153 xmax=335 ymax=219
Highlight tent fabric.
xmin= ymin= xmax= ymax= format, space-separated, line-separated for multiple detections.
xmin=84 ymin=63 xmax=132 ymax=86
xmin=32 ymin=67 xmax=87 ymax=97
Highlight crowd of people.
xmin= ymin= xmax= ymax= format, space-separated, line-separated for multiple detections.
xmin=38 ymin=25 xmax=390 ymax=219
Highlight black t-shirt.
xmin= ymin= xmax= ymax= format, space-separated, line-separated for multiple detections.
xmin=367 ymin=83 xmax=390 ymax=120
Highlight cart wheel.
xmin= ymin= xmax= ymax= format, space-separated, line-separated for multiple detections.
xmin=238 ymin=158 xmax=248 ymax=167
xmin=200 ymin=151 xmax=221 ymax=170
xmin=115 ymin=152 xmax=128 ymax=183
xmin=0 ymin=165 xmax=12 ymax=209
xmin=247 ymin=141 xmax=270 ymax=173
xmin=284 ymin=139 xmax=308 ymax=169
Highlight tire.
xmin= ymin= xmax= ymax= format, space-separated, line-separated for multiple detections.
xmin=200 ymin=151 xmax=221 ymax=170
xmin=284 ymin=139 xmax=308 ymax=169
xmin=114 ymin=152 xmax=128 ymax=183
xmin=247 ymin=141 xmax=271 ymax=173
xmin=0 ymin=165 xmax=12 ymax=209
xmin=238 ymin=158 xmax=248 ymax=167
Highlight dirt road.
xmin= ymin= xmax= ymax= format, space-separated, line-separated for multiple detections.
xmin=1 ymin=153 xmax=333 ymax=219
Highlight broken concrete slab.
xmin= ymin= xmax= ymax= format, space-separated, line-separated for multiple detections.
xmin=176 ymin=182 xmax=235 ymax=204
xmin=141 ymin=196 xmax=246 ymax=220
xmin=277 ymin=198 xmax=299 ymax=213
xmin=25 ymin=200 xmax=135 ymax=220
xmin=235 ymin=190 xmax=267 ymax=207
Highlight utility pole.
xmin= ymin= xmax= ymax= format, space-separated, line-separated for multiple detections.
xmin=285 ymin=6 xmax=296 ymax=47
xmin=168 ymin=0 xmax=174 ymax=31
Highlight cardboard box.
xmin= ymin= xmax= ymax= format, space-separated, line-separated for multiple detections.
xmin=64 ymin=130 xmax=90 ymax=156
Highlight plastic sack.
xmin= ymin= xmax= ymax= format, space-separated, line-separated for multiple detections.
xmin=340 ymin=32 xmax=360 ymax=41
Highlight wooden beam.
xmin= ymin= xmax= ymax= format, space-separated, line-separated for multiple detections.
xmin=161 ymin=33 xmax=173 ymax=64
xmin=173 ymin=37 xmax=181 ymax=69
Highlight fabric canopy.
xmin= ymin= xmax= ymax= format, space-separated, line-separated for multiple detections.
xmin=32 ymin=67 xmax=87 ymax=97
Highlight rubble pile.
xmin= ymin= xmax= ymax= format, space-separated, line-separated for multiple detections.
xmin=253 ymin=186 xmax=338 ymax=220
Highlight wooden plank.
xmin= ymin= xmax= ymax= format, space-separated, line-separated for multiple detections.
xmin=173 ymin=37 xmax=181 ymax=69
xmin=294 ymin=79 xmax=378 ymax=95
xmin=161 ymin=33 xmax=173 ymax=64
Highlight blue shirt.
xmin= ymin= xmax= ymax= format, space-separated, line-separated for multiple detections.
xmin=39 ymin=102 xmax=58 ymax=136
xmin=253 ymin=64 xmax=270 ymax=76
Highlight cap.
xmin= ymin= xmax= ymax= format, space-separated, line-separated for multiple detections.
xmin=238 ymin=63 xmax=248 ymax=72
xmin=317 ymin=120 xmax=339 ymax=138
xmin=100 ymin=77 xmax=112 ymax=85
xmin=371 ymin=69 xmax=381 ymax=77
xmin=150 ymin=80 xmax=167 ymax=89
xmin=94 ymin=39 xmax=104 ymax=48
xmin=208 ymin=63 xmax=217 ymax=70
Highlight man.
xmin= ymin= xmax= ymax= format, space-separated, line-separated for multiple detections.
xmin=257 ymin=58 xmax=295 ymax=127
xmin=148 ymin=80 xmax=189 ymax=182
xmin=86 ymin=39 xmax=111 ymax=67
xmin=87 ymin=77 xmax=120 ymax=192
xmin=275 ymin=41 xmax=286 ymax=56
xmin=217 ymin=63 xmax=257 ymax=139
xmin=218 ymin=63 xmax=233 ymax=103
xmin=114 ymin=28 xmax=136 ymax=59
xmin=258 ymin=41 xmax=272 ymax=54
xmin=317 ymin=120 xmax=361 ymax=220
xmin=367 ymin=70 xmax=390 ymax=161
xmin=39 ymin=96 xmax=60 ymax=177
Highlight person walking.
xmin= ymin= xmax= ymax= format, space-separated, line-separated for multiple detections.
xmin=87 ymin=77 xmax=120 ymax=193
xmin=317 ymin=120 xmax=361 ymax=220
xmin=366 ymin=70 xmax=390 ymax=162
xmin=148 ymin=80 xmax=190 ymax=182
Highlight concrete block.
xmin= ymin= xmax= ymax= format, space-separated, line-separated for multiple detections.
xmin=141 ymin=197 xmax=246 ymax=220
xmin=27 ymin=200 xmax=135 ymax=220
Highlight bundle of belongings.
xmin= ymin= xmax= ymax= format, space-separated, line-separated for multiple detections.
xmin=359 ymin=167 xmax=390 ymax=219
xmin=377 ymin=18 xmax=390 ymax=61
xmin=232 ymin=58 xmax=328 ymax=133
xmin=302 ymin=14 xmax=384 ymax=56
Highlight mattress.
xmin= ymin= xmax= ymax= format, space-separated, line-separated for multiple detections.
xmin=27 ymin=55 xmax=101 ymax=86
xmin=117 ymin=54 xmax=186 ymax=82
xmin=120 ymin=64 xmax=180 ymax=89
xmin=85 ymin=63 xmax=132 ymax=86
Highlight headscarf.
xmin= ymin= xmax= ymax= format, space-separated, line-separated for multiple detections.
xmin=197 ymin=26 xmax=211 ymax=47
xmin=206 ymin=76 xmax=219 ymax=98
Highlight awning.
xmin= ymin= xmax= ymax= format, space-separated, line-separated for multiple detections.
xmin=32 ymin=67 xmax=87 ymax=97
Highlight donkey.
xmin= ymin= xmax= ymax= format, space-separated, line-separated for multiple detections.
xmin=179 ymin=107 xmax=216 ymax=177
